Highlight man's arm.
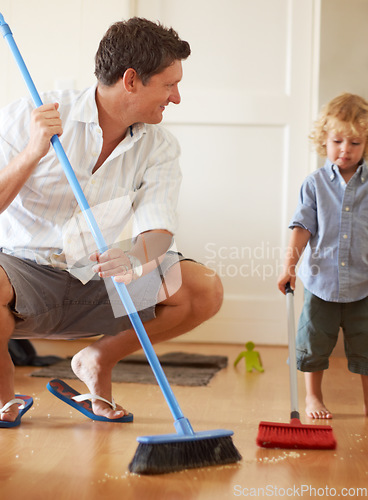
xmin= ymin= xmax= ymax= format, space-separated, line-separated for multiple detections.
xmin=0 ymin=103 xmax=62 ymax=214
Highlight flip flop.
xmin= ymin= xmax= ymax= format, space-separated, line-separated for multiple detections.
xmin=0 ymin=395 xmax=33 ymax=428
xmin=47 ymin=379 xmax=133 ymax=423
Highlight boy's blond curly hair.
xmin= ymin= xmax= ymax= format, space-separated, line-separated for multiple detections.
xmin=309 ymin=93 xmax=368 ymax=159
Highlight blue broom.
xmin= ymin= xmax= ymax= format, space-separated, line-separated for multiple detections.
xmin=0 ymin=13 xmax=242 ymax=474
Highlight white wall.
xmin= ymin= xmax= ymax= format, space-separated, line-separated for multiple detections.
xmin=0 ymin=0 xmax=132 ymax=105
xmin=319 ymin=0 xmax=368 ymax=106
xmin=0 ymin=0 xmax=321 ymax=345
xmin=139 ymin=0 xmax=319 ymax=345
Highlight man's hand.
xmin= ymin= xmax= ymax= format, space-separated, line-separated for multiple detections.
xmin=90 ymin=248 xmax=134 ymax=284
xmin=89 ymin=230 xmax=173 ymax=285
xmin=25 ymin=103 xmax=63 ymax=163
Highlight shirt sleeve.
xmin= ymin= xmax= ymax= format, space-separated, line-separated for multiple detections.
xmin=289 ymin=176 xmax=318 ymax=235
xmin=0 ymin=97 xmax=32 ymax=167
xmin=131 ymin=126 xmax=182 ymax=237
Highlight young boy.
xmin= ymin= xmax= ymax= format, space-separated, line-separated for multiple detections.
xmin=278 ymin=93 xmax=368 ymax=419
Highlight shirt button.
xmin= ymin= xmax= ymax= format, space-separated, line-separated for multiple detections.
xmin=341 ymin=262 xmax=346 ymax=267
xmin=345 ymin=206 xmax=350 ymax=211
xmin=343 ymin=234 xmax=348 ymax=239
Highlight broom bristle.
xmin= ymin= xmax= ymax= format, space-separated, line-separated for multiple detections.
xmin=128 ymin=435 xmax=242 ymax=475
xmin=256 ymin=420 xmax=336 ymax=450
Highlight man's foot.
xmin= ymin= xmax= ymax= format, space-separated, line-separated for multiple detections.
xmin=0 ymin=351 xmax=17 ymax=423
xmin=71 ymin=347 xmax=130 ymax=420
xmin=305 ymin=395 xmax=333 ymax=419
xmin=0 ymin=399 xmax=21 ymax=423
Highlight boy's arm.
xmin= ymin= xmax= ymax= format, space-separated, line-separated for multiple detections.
xmin=278 ymin=226 xmax=311 ymax=294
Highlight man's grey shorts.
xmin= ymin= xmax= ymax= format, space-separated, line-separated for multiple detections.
xmin=0 ymin=251 xmax=188 ymax=340
xmin=296 ymin=288 xmax=368 ymax=375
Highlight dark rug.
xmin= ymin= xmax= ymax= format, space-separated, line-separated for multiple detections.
xmin=31 ymin=352 xmax=228 ymax=387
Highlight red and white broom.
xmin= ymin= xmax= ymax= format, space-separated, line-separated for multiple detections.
xmin=256 ymin=284 xmax=337 ymax=449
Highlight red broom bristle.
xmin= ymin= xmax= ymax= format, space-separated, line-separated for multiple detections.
xmin=256 ymin=419 xmax=337 ymax=450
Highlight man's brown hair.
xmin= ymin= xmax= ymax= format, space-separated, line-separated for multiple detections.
xmin=95 ymin=17 xmax=191 ymax=86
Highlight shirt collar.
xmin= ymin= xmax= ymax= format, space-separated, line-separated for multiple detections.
xmin=324 ymin=158 xmax=368 ymax=183
xmin=71 ymin=84 xmax=99 ymax=124
xmin=70 ymin=84 xmax=147 ymax=139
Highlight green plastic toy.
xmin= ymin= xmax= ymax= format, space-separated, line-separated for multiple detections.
xmin=234 ymin=341 xmax=264 ymax=372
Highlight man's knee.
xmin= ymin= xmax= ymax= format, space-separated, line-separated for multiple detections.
xmin=160 ymin=261 xmax=223 ymax=319
xmin=199 ymin=268 xmax=223 ymax=318
xmin=0 ymin=266 xmax=14 ymax=306
xmin=183 ymin=262 xmax=223 ymax=320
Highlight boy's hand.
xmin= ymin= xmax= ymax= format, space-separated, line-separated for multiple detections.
xmin=278 ymin=271 xmax=296 ymax=295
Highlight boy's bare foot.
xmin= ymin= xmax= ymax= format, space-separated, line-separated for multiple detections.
xmin=71 ymin=347 xmax=130 ymax=420
xmin=305 ymin=395 xmax=332 ymax=419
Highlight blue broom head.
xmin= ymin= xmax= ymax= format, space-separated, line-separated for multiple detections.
xmin=128 ymin=429 xmax=242 ymax=475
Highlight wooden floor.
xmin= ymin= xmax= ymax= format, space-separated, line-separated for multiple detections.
xmin=1 ymin=340 xmax=367 ymax=500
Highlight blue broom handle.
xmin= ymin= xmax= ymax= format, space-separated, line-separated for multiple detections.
xmin=0 ymin=13 xmax=190 ymax=429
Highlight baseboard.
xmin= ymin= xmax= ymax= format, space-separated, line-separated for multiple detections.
xmin=172 ymin=293 xmax=293 ymax=346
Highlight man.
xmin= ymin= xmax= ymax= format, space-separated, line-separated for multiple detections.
xmin=0 ymin=18 xmax=223 ymax=424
